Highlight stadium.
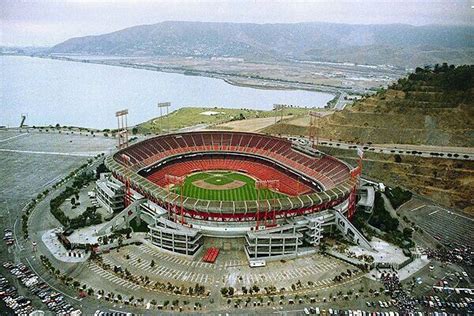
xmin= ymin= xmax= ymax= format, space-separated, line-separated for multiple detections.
xmin=101 ymin=131 xmax=367 ymax=261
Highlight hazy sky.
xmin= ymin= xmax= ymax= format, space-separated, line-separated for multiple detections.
xmin=1 ymin=0 xmax=473 ymax=46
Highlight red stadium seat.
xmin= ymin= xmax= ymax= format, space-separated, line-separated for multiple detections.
xmin=115 ymin=132 xmax=350 ymax=191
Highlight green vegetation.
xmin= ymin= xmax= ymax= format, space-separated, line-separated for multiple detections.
xmin=69 ymin=206 xmax=102 ymax=229
xmin=368 ymin=192 xmax=399 ymax=232
xmin=351 ymin=210 xmax=375 ymax=241
xmin=385 ymin=186 xmax=412 ymax=209
xmin=351 ymin=192 xmax=415 ymax=249
xmin=138 ymin=106 xmax=311 ymax=134
xmin=130 ymin=217 xmax=150 ymax=233
xmin=397 ymin=64 xmax=473 ymax=95
xmin=359 ymin=192 xmax=414 ymax=249
xmin=173 ymin=171 xmax=286 ymax=201
xmin=50 ymin=171 xmax=97 ymax=228
xmin=20 ymin=158 xmax=104 ymax=240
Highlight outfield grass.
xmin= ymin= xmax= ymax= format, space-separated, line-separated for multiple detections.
xmin=172 ymin=171 xmax=286 ymax=201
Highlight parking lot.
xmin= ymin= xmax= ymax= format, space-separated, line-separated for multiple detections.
xmin=0 ymin=130 xmax=115 ymax=206
xmin=98 ymin=242 xmax=352 ymax=291
xmin=0 ymin=130 xmax=116 ymax=313
xmin=1 ymin=261 xmax=82 ymax=315
xmin=399 ymin=204 xmax=474 ymax=248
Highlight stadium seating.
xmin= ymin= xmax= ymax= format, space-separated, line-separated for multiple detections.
xmin=116 ymin=132 xmax=350 ymax=189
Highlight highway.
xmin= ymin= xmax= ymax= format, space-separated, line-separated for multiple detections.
xmin=318 ymin=139 xmax=473 ymax=161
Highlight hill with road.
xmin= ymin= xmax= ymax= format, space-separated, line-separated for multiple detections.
xmin=263 ymin=65 xmax=474 ymax=214
xmin=265 ymin=64 xmax=474 ymax=147
xmin=49 ymin=21 xmax=473 ymax=68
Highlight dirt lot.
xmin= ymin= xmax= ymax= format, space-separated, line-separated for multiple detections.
xmin=285 ymin=111 xmax=335 ymax=127
xmin=211 ymin=116 xmax=294 ymax=132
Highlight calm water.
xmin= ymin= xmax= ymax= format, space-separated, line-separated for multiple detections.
xmin=1 ymin=56 xmax=333 ymax=129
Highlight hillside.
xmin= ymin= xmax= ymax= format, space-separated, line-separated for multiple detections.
xmin=264 ymin=64 xmax=474 ymax=147
xmin=321 ymin=147 xmax=474 ymax=215
xmin=50 ymin=21 xmax=474 ymax=67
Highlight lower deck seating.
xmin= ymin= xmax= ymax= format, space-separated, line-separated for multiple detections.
xmin=146 ymin=155 xmax=314 ymax=196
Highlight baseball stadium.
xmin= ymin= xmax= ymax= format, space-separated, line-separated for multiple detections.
xmin=101 ymin=131 xmax=367 ymax=261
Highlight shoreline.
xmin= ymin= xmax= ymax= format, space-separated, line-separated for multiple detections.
xmin=12 ymin=54 xmax=343 ymax=96
xmin=1 ymin=54 xmax=340 ymax=129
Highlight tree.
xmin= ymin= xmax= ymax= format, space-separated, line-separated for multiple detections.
xmin=221 ymin=287 xmax=228 ymax=296
xmin=403 ymin=227 xmax=413 ymax=239
xmin=132 ymin=127 xmax=138 ymax=135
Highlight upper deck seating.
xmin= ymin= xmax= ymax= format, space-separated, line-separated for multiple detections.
xmin=115 ymin=132 xmax=350 ymax=188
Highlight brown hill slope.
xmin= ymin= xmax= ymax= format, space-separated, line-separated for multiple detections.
xmin=322 ymin=147 xmax=474 ymax=215
xmin=264 ymin=64 xmax=474 ymax=147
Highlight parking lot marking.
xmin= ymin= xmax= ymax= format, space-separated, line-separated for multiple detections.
xmin=410 ymin=205 xmax=426 ymax=212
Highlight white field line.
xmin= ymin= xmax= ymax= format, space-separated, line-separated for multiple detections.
xmin=0 ymin=148 xmax=96 ymax=157
xmin=0 ymin=133 xmax=28 ymax=143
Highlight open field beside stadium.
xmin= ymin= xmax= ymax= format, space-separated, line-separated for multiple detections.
xmin=172 ymin=171 xmax=286 ymax=201
xmin=137 ymin=106 xmax=312 ymax=134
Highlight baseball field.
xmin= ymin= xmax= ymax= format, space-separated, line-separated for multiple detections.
xmin=172 ymin=171 xmax=286 ymax=201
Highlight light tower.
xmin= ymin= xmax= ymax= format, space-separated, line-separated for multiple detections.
xmin=255 ymin=179 xmax=280 ymax=229
xmin=165 ymin=174 xmax=186 ymax=224
xmin=20 ymin=113 xmax=27 ymax=128
xmin=308 ymin=111 xmax=323 ymax=147
xmin=157 ymin=102 xmax=171 ymax=134
xmin=115 ymin=109 xmax=129 ymax=149
xmin=348 ymin=147 xmax=364 ymax=220
xmin=273 ymin=104 xmax=286 ymax=123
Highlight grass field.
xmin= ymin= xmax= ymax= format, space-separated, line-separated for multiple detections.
xmin=137 ymin=106 xmax=311 ymax=134
xmin=172 ymin=171 xmax=286 ymax=201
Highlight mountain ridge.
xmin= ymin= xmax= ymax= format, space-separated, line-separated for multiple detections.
xmin=50 ymin=21 xmax=474 ymax=67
